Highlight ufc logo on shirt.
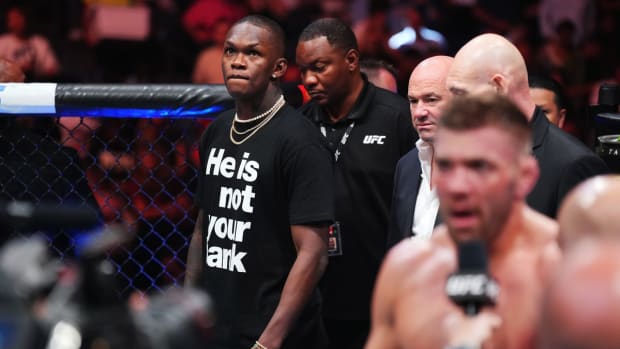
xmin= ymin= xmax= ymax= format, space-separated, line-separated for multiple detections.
xmin=363 ymin=135 xmax=386 ymax=145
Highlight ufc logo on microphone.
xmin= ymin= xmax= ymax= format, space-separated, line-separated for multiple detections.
xmin=363 ymin=135 xmax=386 ymax=145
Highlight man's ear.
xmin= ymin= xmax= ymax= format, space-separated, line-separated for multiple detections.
xmin=345 ymin=49 xmax=359 ymax=72
xmin=491 ymin=74 xmax=507 ymax=94
xmin=272 ymin=58 xmax=288 ymax=79
xmin=516 ymin=154 xmax=539 ymax=200
xmin=558 ymin=108 xmax=567 ymax=129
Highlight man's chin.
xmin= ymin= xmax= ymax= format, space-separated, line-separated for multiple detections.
xmin=447 ymin=227 xmax=480 ymax=243
xmin=312 ymin=96 xmax=329 ymax=106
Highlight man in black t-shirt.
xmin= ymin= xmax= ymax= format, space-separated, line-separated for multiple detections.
xmin=296 ymin=18 xmax=416 ymax=349
xmin=186 ymin=15 xmax=335 ymax=349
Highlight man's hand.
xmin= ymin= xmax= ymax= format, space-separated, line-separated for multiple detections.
xmin=446 ymin=311 xmax=502 ymax=348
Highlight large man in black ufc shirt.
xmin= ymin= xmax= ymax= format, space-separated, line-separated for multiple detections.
xmin=186 ymin=15 xmax=335 ymax=349
xmin=296 ymin=18 xmax=416 ymax=349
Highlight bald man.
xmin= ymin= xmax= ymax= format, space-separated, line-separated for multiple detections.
xmin=539 ymin=239 xmax=620 ymax=349
xmin=367 ymin=95 xmax=560 ymax=349
xmin=447 ymin=33 xmax=608 ymax=218
xmin=557 ymin=175 xmax=620 ymax=248
xmin=387 ymin=55 xmax=453 ymax=248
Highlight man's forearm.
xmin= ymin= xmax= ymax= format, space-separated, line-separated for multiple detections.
xmin=257 ymin=225 xmax=328 ymax=349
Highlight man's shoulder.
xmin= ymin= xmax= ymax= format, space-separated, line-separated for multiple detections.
xmin=385 ymin=232 xmax=451 ymax=274
xmin=367 ymin=85 xmax=409 ymax=115
xmin=539 ymin=124 xmax=602 ymax=165
xmin=398 ymin=148 xmax=421 ymax=165
xmin=198 ymin=110 xmax=233 ymax=144
xmin=298 ymin=100 xmax=320 ymax=118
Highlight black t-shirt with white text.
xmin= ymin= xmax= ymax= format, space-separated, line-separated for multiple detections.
xmin=196 ymin=104 xmax=334 ymax=349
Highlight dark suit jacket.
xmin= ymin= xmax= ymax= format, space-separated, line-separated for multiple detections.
xmin=528 ymin=108 xmax=609 ymax=217
xmin=386 ymin=148 xmax=441 ymax=248
xmin=386 ymin=109 xmax=609 ymax=248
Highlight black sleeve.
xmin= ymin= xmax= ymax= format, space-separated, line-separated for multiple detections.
xmin=284 ymin=140 xmax=335 ymax=226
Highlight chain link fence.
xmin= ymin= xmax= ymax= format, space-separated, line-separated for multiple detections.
xmin=0 ymin=115 xmax=210 ymax=296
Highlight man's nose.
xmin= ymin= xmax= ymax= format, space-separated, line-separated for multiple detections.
xmin=302 ymin=72 xmax=318 ymax=86
xmin=413 ymin=103 xmax=428 ymax=118
xmin=231 ymin=53 xmax=246 ymax=69
xmin=443 ymin=168 xmax=472 ymax=195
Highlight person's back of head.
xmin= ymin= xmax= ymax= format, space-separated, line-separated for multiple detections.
xmin=557 ymin=175 xmax=620 ymax=248
xmin=539 ymin=238 xmax=620 ymax=349
xmin=439 ymin=94 xmax=532 ymax=153
xmin=448 ymin=34 xmax=534 ymax=118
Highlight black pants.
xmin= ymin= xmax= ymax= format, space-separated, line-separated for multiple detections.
xmin=323 ymin=317 xmax=370 ymax=349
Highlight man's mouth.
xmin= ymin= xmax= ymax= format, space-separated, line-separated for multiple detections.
xmin=448 ymin=209 xmax=478 ymax=228
xmin=309 ymin=91 xmax=326 ymax=99
xmin=227 ymin=75 xmax=249 ymax=80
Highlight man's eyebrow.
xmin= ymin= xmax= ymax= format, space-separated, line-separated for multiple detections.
xmin=224 ymin=41 xmax=261 ymax=49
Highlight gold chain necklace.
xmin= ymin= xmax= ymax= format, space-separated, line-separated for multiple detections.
xmin=234 ymin=95 xmax=285 ymax=123
xmin=229 ymin=97 xmax=285 ymax=145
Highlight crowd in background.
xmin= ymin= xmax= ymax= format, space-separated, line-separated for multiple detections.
xmin=0 ymin=0 xmax=618 ymax=133
xmin=0 ymin=0 xmax=618 ymax=292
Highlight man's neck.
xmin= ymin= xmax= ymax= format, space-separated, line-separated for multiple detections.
xmin=488 ymin=203 xmax=528 ymax=259
xmin=511 ymin=90 xmax=537 ymax=121
xmin=324 ymin=75 xmax=364 ymax=123
xmin=235 ymin=87 xmax=281 ymax=120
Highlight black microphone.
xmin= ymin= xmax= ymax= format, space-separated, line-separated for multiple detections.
xmin=0 ymin=200 xmax=100 ymax=230
xmin=445 ymin=239 xmax=499 ymax=315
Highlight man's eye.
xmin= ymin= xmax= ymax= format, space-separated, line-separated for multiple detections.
xmin=436 ymin=160 xmax=450 ymax=171
xmin=224 ymin=48 xmax=234 ymax=55
xmin=470 ymin=160 xmax=489 ymax=171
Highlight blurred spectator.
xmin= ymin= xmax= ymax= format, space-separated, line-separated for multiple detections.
xmin=384 ymin=5 xmax=447 ymax=93
xmin=0 ymin=58 xmax=101 ymax=252
xmin=0 ymin=5 xmax=60 ymax=81
xmin=58 ymin=117 xmax=101 ymax=160
xmin=54 ymin=3 xmax=104 ymax=83
xmin=557 ymin=175 xmax=620 ymax=249
xmin=87 ymin=118 xmax=138 ymax=225
xmin=245 ymin=0 xmax=320 ymax=79
xmin=538 ymin=239 xmax=620 ymax=349
xmin=537 ymin=19 xmax=586 ymax=88
xmin=191 ymin=16 xmax=232 ymax=84
xmin=538 ymin=0 xmax=596 ymax=45
xmin=353 ymin=10 xmax=395 ymax=63
xmin=360 ymin=58 xmax=398 ymax=93
xmin=128 ymin=118 xmax=196 ymax=289
xmin=387 ymin=6 xmax=446 ymax=56
xmin=182 ymin=0 xmax=245 ymax=46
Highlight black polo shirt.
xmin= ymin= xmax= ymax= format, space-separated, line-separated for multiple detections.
xmin=299 ymin=79 xmax=417 ymax=320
